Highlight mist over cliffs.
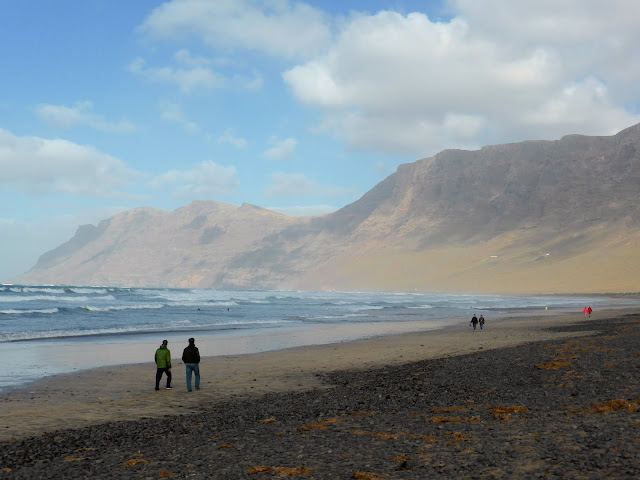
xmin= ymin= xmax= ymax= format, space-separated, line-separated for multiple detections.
xmin=12 ymin=123 xmax=640 ymax=294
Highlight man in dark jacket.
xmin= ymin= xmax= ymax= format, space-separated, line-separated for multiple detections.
xmin=182 ymin=337 xmax=201 ymax=392
xmin=470 ymin=314 xmax=478 ymax=331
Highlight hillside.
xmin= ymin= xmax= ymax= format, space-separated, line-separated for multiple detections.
xmin=11 ymin=123 xmax=640 ymax=294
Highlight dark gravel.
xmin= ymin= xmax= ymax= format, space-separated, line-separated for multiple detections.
xmin=1 ymin=316 xmax=639 ymax=479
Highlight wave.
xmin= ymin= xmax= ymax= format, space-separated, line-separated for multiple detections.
xmin=0 ymin=327 xmax=155 ymax=342
xmin=80 ymin=303 xmax=165 ymax=312
xmin=0 ymin=295 xmax=116 ymax=303
xmin=0 ymin=308 xmax=59 ymax=315
xmin=6 ymin=286 xmax=110 ymax=295
xmin=161 ymin=299 xmax=238 ymax=308
xmin=66 ymin=287 xmax=109 ymax=294
xmin=311 ymin=313 xmax=369 ymax=321
xmin=0 ymin=317 xmax=295 ymax=342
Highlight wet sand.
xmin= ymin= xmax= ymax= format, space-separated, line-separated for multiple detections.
xmin=0 ymin=308 xmax=623 ymax=443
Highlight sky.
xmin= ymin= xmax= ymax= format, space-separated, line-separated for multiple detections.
xmin=1 ymin=0 xmax=640 ymax=281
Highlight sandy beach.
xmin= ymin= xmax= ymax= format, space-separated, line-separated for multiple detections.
xmin=1 ymin=307 xmax=639 ymax=478
xmin=0 ymin=308 xmax=626 ymax=443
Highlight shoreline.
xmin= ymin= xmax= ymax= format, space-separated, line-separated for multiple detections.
xmin=0 ymin=317 xmax=465 ymax=393
xmin=0 ymin=307 xmax=631 ymax=442
xmin=0 ymin=305 xmax=593 ymax=393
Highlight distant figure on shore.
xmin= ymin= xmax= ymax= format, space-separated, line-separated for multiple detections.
xmin=583 ymin=307 xmax=588 ymax=317
xmin=154 ymin=340 xmax=172 ymax=391
xmin=182 ymin=337 xmax=201 ymax=392
xmin=479 ymin=315 xmax=485 ymax=330
xmin=588 ymin=306 xmax=592 ymax=317
xmin=470 ymin=314 xmax=478 ymax=331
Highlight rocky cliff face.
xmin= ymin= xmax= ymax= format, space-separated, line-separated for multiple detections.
xmin=12 ymin=124 xmax=640 ymax=294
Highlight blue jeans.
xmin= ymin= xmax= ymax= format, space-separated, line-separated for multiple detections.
xmin=185 ymin=363 xmax=200 ymax=392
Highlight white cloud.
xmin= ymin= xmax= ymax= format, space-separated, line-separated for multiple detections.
xmin=173 ymin=48 xmax=211 ymax=67
xmin=138 ymin=0 xmax=332 ymax=59
xmin=35 ymin=101 xmax=135 ymax=133
xmin=522 ymin=76 xmax=639 ymax=136
xmin=0 ymin=128 xmax=137 ymax=197
xmin=129 ymin=51 xmax=264 ymax=94
xmin=128 ymin=56 xmax=223 ymax=93
xmin=218 ymin=129 xmax=247 ymax=149
xmin=282 ymin=2 xmax=640 ymax=156
xmin=159 ymin=102 xmax=200 ymax=133
xmin=150 ymin=160 xmax=238 ymax=199
xmin=264 ymin=137 xmax=297 ymax=160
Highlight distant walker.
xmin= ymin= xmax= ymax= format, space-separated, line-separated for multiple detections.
xmin=470 ymin=314 xmax=479 ymax=331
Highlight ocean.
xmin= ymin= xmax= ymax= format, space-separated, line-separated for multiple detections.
xmin=1 ymin=284 xmax=636 ymax=391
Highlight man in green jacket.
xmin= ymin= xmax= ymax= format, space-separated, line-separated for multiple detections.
xmin=155 ymin=339 xmax=172 ymax=390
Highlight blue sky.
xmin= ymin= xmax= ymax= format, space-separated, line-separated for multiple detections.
xmin=1 ymin=0 xmax=640 ymax=281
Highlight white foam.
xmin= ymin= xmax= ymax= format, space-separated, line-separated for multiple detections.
xmin=0 ymin=308 xmax=59 ymax=315
xmin=81 ymin=304 xmax=164 ymax=312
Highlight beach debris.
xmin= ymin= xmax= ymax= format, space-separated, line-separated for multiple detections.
xmin=391 ymin=455 xmax=408 ymax=463
xmin=157 ymin=470 xmax=175 ymax=477
xmin=73 ymin=447 xmax=95 ymax=453
xmin=428 ymin=416 xmax=461 ymax=423
xmin=262 ymin=417 xmax=277 ymax=424
xmin=491 ymin=405 xmax=529 ymax=422
xmin=300 ymin=418 xmax=340 ymax=430
xmin=445 ymin=432 xmax=471 ymax=445
xmin=589 ymin=399 xmax=639 ymax=413
xmin=428 ymin=416 xmax=480 ymax=423
xmin=217 ymin=444 xmax=235 ymax=449
xmin=123 ymin=458 xmax=148 ymax=466
xmin=246 ymin=465 xmax=312 ymax=476
xmin=574 ymin=346 xmax=617 ymax=352
xmin=63 ymin=456 xmax=87 ymax=462
xmin=534 ymin=361 xmax=571 ymax=370
xmin=352 ymin=472 xmax=387 ymax=480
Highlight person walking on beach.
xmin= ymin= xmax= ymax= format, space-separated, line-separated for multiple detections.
xmin=470 ymin=314 xmax=479 ymax=331
xmin=583 ymin=306 xmax=588 ymax=317
xmin=155 ymin=340 xmax=172 ymax=390
xmin=588 ymin=306 xmax=592 ymax=317
xmin=479 ymin=315 xmax=485 ymax=330
xmin=182 ymin=337 xmax=201 ymax=392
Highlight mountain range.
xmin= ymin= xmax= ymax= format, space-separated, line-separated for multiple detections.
xmin=11 ymin=123 xmax=640 ymax=294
